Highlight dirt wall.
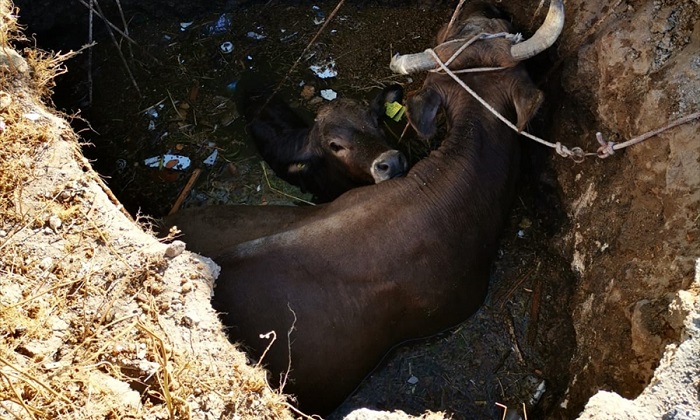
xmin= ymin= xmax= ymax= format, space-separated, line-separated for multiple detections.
xmin=549 ymin=0 xmax=700 ymax=415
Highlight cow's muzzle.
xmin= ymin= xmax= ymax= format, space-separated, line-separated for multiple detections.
xmin=371 ymin=150 xmax=408 ymax=182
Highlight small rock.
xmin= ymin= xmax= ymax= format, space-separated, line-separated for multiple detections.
xmin=0 ymin=91 xmax=11 ymax=110
xmin=39 ymin=257 xmax=54 ymax=271
xmin=181 ymin=282 xmax=193 ymax=294
xmin=0 ymin=229 xmax=7 ymax=237
xmin=0 ymin=49 xmax=29 ymax=73
xmin=48 ymin=215 xmax=62 ymax=231
xmin=181 ymin=315 xmax=196 ymax=328
xmin=139 ymin=360 xmax=159 ymax=376
xmin=50 ymin=316 xmax=69 ymax=332
xmin=664 ymin=405 xmax=700 ymax=420
xmin=89 ymin=371 xmax=142 ymax=409
xmin=165 ymin=240 xmax=186 ymax=258
xmin=20 ymin=336 xmax=63 ymax=358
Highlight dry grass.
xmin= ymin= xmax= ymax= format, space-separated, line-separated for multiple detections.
xmin=0 ymin=1 xmax=293 ymax=418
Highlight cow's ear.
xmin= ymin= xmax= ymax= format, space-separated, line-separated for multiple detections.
xmin=512 ymin=82 xmax=544 ymax=131
xmin=370 ymin=84 xmax=404 ymax=120
xmin=405 ymin=87 xmax=443 ymax=140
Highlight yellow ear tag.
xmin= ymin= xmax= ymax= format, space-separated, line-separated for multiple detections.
xmin=384 ymin=101 xmax=406 ymax=122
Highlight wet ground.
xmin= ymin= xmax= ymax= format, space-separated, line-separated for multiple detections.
xmin=44 ymin=1 xmax=577 ymax=418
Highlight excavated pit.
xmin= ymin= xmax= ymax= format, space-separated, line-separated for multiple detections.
xmin=12 ymin=0 xmax=699 ymax=418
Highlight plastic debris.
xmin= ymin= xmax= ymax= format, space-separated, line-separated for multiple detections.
xmin=246 ymin=31 xmax=266 ymax=40
xmin=280 ymin=31 xmax=298 ymax=43
xmin=144 ymin=104 xmax=164 ymax=130
xmin=225 ymin=80 xmax=238 ymax=93
xmin=220 ymin=41 xmax=234 ymax=54
xmin=407 ymin=375 xmax=419 ymax=385
xmin=530 ymin=380 xmax=546 ymax=406
xmin=144 ymin=154 xmax=191 ymax=171
xmin=179 ymin=21 xmax=193 ymax=31
xmin=312 ymin=5 xmax=325 ymax=25
xmin=203 ymin=149 xmax=218 ymax=166
xmin=0 ymin=120 xmax=5 ymax=133
xmin=206 ymin=13 xmax=233 ymax=35
xmin=24 ymin=112 xmax=41 ymax=121
xmin=320 ymin=89 xmax=337 ymax=101
xmin=144 ymin=104 xmax=164 ymax=119
xmin=309 ymin=59 xmax=337 ymax=79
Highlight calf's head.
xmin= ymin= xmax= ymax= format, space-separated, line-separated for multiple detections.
xmin=303 ymin=85 xmax=408 ymax=187
xmin=240 ymin=74 xmax=408 ymax=201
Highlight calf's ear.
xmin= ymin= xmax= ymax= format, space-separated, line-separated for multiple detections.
xmin=370 ymin=84 xmax=404 ymax=120
xmin=405 ymin=87 xmax=443 ymax=140
xmin=512 ymin=81 xmax=544 ymax=131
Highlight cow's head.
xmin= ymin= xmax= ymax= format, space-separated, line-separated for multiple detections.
xmin=303 ymin=85 xmax=408 ymax=186
xmin=390 ymin=0 xmax=565 ymax=74
xmin=396 ymin=1 xmax=563 ymax=139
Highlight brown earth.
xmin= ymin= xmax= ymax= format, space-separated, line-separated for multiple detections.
xmin=3 ymin=0 xmax=699 ymax=419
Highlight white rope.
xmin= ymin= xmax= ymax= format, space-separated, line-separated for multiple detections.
xmin=425 ymin=46 xmax=586 ymax=162
xmin=423 ymin=33 xmax=700 ymax=161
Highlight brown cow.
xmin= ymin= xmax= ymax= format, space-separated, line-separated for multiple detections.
xmin=165 ymin=0 xmax=564 ymax=415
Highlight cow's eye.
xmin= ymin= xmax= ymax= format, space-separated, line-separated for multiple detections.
xmin=329 ymin=141 xmax=345 ymax=153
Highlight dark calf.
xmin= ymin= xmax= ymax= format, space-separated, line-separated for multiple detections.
xmin=241 ymin=83 xmax=408 ymax=202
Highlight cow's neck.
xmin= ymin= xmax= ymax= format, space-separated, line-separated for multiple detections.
xmin=407 ymin=92 xmax=519 ymax=234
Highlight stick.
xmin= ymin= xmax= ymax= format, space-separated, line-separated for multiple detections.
xmin=442 ymin=0 xmax=467 ymax=43
xmin=92 ymin=0 xmax=142 ymax=96
xmin=88 ymin=0 xmax=94 ymax=105
xmin=261 ymin=163 xmax=315 ymax=206
xmin=168 ymin=168 xmax=201 ymax=215
xmin=77 ymin=0 xmax=138 ymax=45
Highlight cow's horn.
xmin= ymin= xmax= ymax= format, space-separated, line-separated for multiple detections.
xmin=510 ymin=0 xmax=565 ymax=61
xmin=390 ymin=51 xmax=438 ymax=75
